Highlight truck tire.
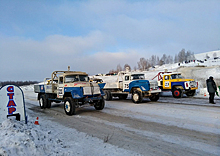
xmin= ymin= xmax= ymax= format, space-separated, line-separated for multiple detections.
xmin=104 ymin=90 xmax=112 ymax=101
xmin=39 ymin=94 xmax=47 ymax=109
xmin=64 ymin=97 xmax=76 ymax=115
xmin=46 ymin=100 xmax=51 ymax=108
xmin=172 ymin=88 xmax=183 ymax=98
xmin=186 ymin=90 xmax=195 ymax=97
xmin=149 ymin=94 xmax=159 ymax=101
xmin=132 ymin=91 xmax=143 ymax=103
xmin=94 ymin=98 xmax=105 ymax=110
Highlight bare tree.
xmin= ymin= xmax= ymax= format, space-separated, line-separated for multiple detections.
xmin=117 ymin=64 xmax=122 ymax=72
xmin=205 ymin=54 xmax=210 ymax=59
xmin=137 ymin=57 xmax=147 ymax=71
xmin=159 ymin=59 xmax=164 ymax=66
xmin=146 ymin=59 xmax=151 ymax=70
xmin=213 ymin=52 xmax=217 ymax=58
xmin=107 ymin=48 xmax=196 ymax=72
xmin=178 ymin=49 xmax=186 ymax=62
xmin=191 ymin=52 xmax=195 ymax=60
xmin=133 ymin=66 xmax=137 ymax=71
xmin=109 ymin=69 xmax=117 ymax=74
xmin=186 ymin=50 xmax=195 ymax=61
xmin=149 ymin=55 xmax=157 ymax=67
xmin=160 ymin=54 xmax=168 ymax=64
xmin=167 ymin=55 xmax=173 ymax=64
xmin=156 ymin=56 xmax=160 ymax=65
xmin=124 ymin=64 xmax=131 ymax=71
xmin=174 ymin=54 xmax=178 ymax=63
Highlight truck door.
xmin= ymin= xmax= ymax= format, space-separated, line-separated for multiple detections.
xmin=163 ymin=75 xmax=171 ymax=89
xmin=57 ymin=76 xmax=64 ymax=98
xmin=123 ymin=75 xmax=130 ymax=92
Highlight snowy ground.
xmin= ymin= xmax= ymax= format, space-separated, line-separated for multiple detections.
xmin=1 ymin=84 xmax=219 ymax=156
xmin=0 ymin=113 xmax=139 ymax=156
xmin=1 ymin=55 xmax=220 ymax=156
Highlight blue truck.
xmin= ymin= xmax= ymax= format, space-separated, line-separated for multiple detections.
xmin=102 ymin=72 xmax=161 ymax=103
xmin=34 ymin=70 xmax=105 ymax=115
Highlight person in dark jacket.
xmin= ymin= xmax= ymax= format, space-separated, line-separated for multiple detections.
xmin=206 ymin=76 xmax=217 ymax=104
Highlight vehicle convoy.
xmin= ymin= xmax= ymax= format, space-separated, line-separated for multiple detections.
xmin=34 ymin=69 xmax=105 ymax=115
xmin=152 ymin=71 xmax=198 ymax=98
xmin=102 ymin=72 xmax=161 ymax=103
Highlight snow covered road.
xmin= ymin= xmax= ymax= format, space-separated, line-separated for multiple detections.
xmin=24 ymin=87 xmax=220 ymax=156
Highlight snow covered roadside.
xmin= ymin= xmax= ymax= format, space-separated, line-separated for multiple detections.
xmin=0 ymin=86 xmax=141 ymax=156
xmin=0 ymin=118 xmax=140 ymax=156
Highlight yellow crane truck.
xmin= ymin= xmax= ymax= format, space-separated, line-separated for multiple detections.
xmin=152 ymin=71 xmax=198 ymax=98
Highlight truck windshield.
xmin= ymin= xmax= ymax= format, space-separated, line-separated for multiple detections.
xmin=170 ymin=74 xmax=183 ymax=79
xmin=65 ymin=75 xmax=89 ymax=83
xmin=131 ymin=74 xmax=145 ymax=80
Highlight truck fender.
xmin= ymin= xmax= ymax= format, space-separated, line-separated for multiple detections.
xmin=64 ymin=87 xmax=83 ymax=99
xmin=130 ymin=87 xmax=142 ymax=93
xmin=172 ymin=86 xmax=184 ymax=91
xmin=98 ymin=83 xmax=106 ymax=89
xmin=71 ymin=91 xmax=83 ymax=99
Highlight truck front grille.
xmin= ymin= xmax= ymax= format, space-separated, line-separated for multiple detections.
xmin=150 ymin=82 xmax=158 ymax=90
xmin=189 ymin=81 xmax=197 ymax=88
xmin=83 ymin=86 xmax=101 ymax=95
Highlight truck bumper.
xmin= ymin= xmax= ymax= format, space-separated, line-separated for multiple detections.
xmin=143 ymin=89 xmax=161 ymax=97
xmin=150 ymin=89 xmax=162 ymax=93
xmin=84 ymin=95 xmax=103 ymax=103
xmin=190 ymin=87 xmax=198 ymax=90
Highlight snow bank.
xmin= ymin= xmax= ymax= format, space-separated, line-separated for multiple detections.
xmin=0 ymin=117 xmax=140 ymax=156
xmin=0 ymin=119 xmax=62 ymax=156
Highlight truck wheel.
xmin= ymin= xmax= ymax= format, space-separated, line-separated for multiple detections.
xmin=64 ymin=97 xmax=76 ymax=115
xmin=46 ymin=100 xmax=51 ymax=108
xmin=39 ymin=95 xmax=47 ymax=109
xmin=94 ymin=98 xmax=105 ymax=110
xmin=149 ymin=94 xmax=159 ymax=101
xmin=172 ymin=88 xmax=183 ymax=98
xmin=104 ymin=90 xmax=112 ymax=101
xmin=186 ymin=90 xmax=195 ymax=97
xmin=132 ymin=91 xmax=143 ymax=103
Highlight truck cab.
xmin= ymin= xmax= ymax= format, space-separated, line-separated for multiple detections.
xmin=162 ymin=73 xmax=184 ymax=90
xmin=123 ymin=73 xmax=145 ymax=92
xmin=56 ymin=72 xmax=90 ymax=99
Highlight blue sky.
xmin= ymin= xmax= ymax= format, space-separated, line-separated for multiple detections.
xmin=0 ymin=0 xmax=219 ymax=81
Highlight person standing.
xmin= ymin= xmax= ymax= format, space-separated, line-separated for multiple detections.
xmin=206 ymin=76 xmax=217 ymax=104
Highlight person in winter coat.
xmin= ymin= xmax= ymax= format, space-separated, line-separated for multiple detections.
xmin=206 ymin=76 xmax=217 ymax=104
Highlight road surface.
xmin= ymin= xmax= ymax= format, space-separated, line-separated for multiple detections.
xmin=25 ymin=91 xmax=220 ymax=156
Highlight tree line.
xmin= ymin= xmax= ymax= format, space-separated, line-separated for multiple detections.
xmin=0 ymin=81 xmax=39 ymax=87
xmin=109 ymin=48 xmax=195 ymax=73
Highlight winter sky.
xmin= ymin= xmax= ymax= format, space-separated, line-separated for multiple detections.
xmin=0 ymin=0 xmax=219 ymax=81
